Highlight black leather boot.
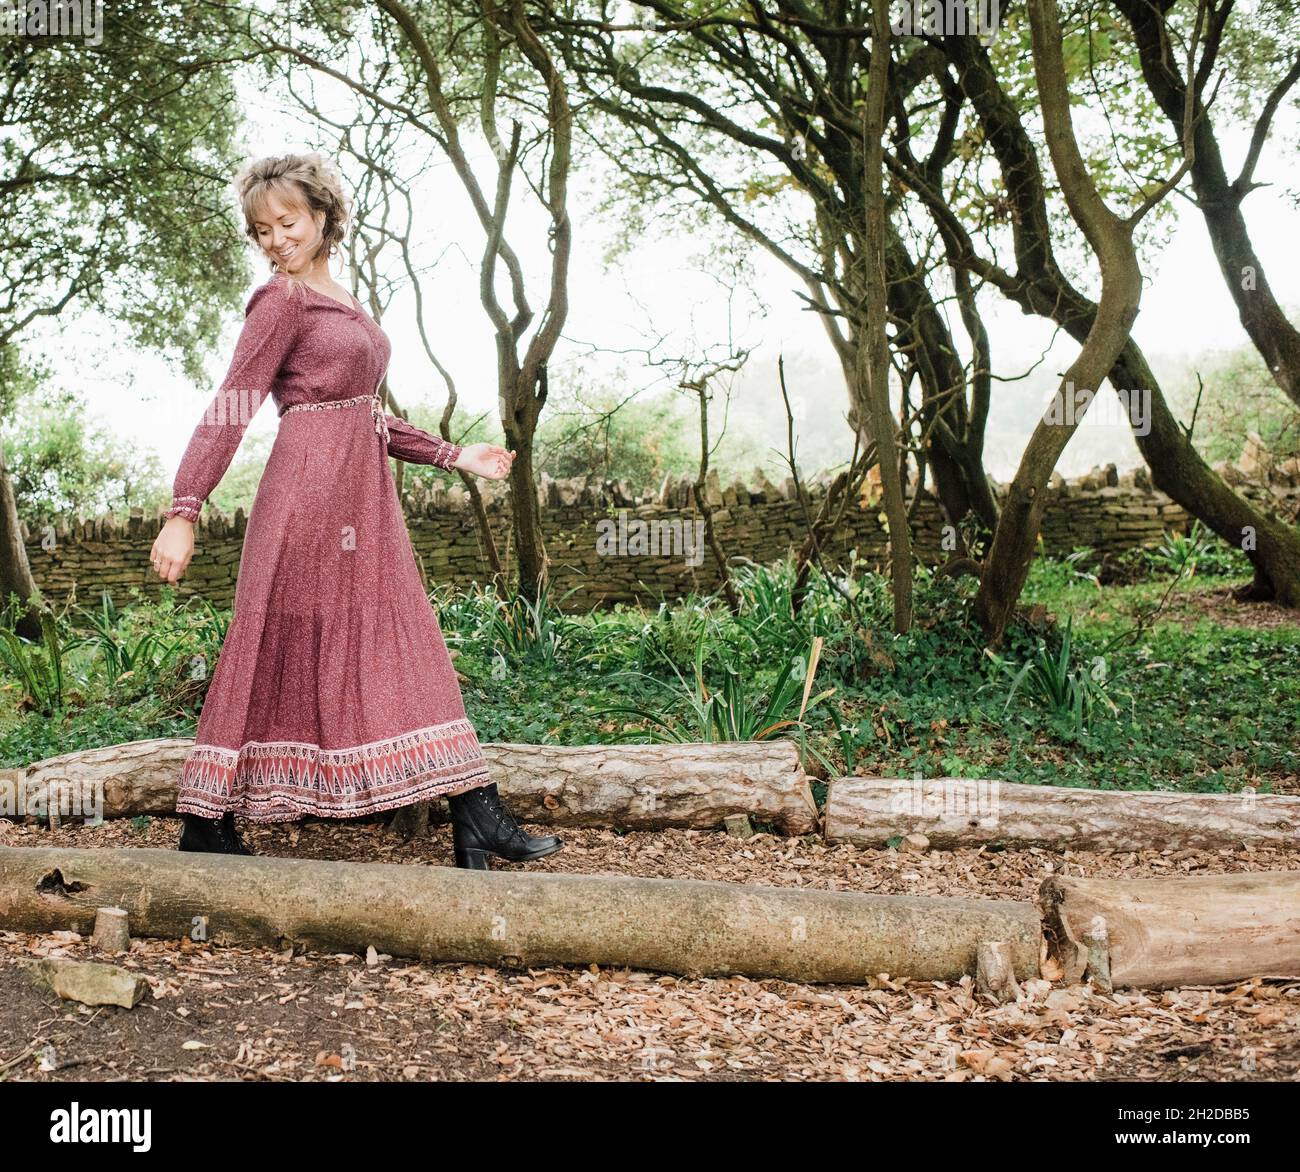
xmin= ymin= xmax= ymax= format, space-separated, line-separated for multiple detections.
xmin=178 ymin=811 xmax=253 ymax=855
xmin=221 ymin=812 xmax=254 ymax=854
xmin=446 ymin=782 xmax=562 ymax=869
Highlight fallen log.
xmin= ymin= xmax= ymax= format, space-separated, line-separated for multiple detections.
xmin=0 ymin=738 xmax=817 ymax=834
xmin=0 ymin=846 xmax=1040 ymax=985
xmin=1038 ymin=871 xmax=1300 ymax=989
xmin=825 ymin=776 xmax=1300 ymax=852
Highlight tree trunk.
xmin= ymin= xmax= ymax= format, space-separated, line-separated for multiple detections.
xmin=0 ymin=442 xmax=42 ymax=641
xmin=862 ymin=7 xmax=912 ymax=633
xmin=974 ymin=0 xmax=1183 ymax=643
xmin=505 ymin=424 xmax=549 ymax=603
xmin=1039 ymin=871 xmax=1300 ymax=989
xmin=382 ymin=1 xmax=573 ymax=607
xmin=988 ymin=277 xmax=1300 ymax=608
xmin=824 ymin=776 xmax=1300 ymax=852
xmin=0 ymin=844 xmax=1042 ymax=984
xmin=1116 ymin=343 xmax=1300 ymax=605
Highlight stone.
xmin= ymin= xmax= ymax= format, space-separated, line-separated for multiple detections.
xmin=703 ymin=468 xmax=723 ymax=507
xmin=1213 ymin=459 xmax=1249 ymax=486
xmin=1237 ymin=431 xmax=1272 ymax=478
xmin=723 ymin=813 xmax=755 ymax=839
xmin=751 ymin=467 xmax=780 ymax=501
xmin=21 ymin=956 xmax=148 ymax=1009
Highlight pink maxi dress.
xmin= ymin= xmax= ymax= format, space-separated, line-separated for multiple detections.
xmin=164 ymin=272 xmax=492 ymax=822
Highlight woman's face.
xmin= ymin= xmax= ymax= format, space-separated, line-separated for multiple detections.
xmin=252 ymin=190 xmax=324 ymax=273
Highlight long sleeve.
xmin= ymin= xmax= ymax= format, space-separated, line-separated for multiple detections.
xmin=383 ymin=413 xmax=463 ymax=472
xmin=164 ymin=278 xmax=304 ymax=521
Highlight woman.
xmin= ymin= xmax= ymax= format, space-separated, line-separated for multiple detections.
xmin=149 ymin=152 xmax=560 ymax=871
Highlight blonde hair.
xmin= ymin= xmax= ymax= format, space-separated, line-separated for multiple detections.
xmin=235 ymin=153 xmax=351 ymax=284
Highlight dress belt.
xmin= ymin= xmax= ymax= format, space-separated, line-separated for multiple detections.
xmin=280 ymin=391 xmax=389 ymax=444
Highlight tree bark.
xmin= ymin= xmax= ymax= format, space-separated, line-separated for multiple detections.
xmin=0 ymin=845 xmax=1042 ymax=984
xmin=505 ymin=420 xmax=550 ymax=603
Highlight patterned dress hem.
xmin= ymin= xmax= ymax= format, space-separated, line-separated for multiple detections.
xmin=174 ymin=717 xmax=493 ymax=823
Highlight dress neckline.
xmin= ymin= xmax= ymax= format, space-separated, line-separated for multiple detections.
xmin=280 ymin=276 xmax=363 ymax=314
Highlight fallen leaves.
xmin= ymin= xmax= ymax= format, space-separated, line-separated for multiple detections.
xmin=960 ymin=1048 xmax=1016 ymax=1080
xmin=1 ymin=818 xmax=1297 ymax=1081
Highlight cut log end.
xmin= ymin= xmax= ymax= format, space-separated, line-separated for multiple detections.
xmin=91 ymin=906 xmax=131 ymax=955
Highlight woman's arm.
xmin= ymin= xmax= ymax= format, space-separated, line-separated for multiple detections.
xmin=164 ymin=277 xmax=304 ymax=521
xmin=383 ymin=413 xmax=463 ymax=472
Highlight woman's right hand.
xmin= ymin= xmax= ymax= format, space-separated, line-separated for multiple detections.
xmin=150 ymin=516 xmax=196 ymax=584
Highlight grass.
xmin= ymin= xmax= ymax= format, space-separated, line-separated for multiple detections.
xmin=2 ymin=540 xmax=1296 ymax=797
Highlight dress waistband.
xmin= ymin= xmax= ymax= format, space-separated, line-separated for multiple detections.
xmin=280 ymin=392 xmax=389 ymax=442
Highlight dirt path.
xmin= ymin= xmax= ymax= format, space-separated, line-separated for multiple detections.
xmin=1 ymin=816 xmax=1297 ymax=1082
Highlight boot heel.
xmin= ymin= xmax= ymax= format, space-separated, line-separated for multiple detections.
xmin=455 ymin=845 xmax=491 ymax=870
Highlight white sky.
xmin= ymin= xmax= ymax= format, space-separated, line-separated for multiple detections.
xmin=46 ymin=39 xmax=1300 ymax=489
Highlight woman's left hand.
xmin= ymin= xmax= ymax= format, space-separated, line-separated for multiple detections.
xmin=456 ymin=442 xmax=515 ymax=480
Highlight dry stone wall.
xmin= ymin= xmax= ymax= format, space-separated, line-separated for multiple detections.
xmin=21 ymin=458 xmax=1300 ymax=612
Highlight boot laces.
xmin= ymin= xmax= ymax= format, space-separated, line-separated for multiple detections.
xmin=478 ymin=789 xmax=524 ymax=838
